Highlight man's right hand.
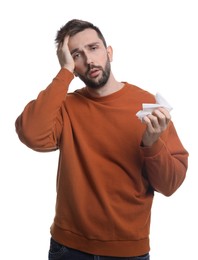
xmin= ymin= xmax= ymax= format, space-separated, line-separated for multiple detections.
xmin=56 ymin=36 xmax=75 ymax=73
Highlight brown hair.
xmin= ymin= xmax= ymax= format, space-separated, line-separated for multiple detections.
xmin=55 ymin=19 xmax=107 ymax=47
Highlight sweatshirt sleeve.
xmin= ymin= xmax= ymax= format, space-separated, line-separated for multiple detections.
xmin=140 ymin=122 xmax=189 ymax=196
xmin=15 ymin=68 xmax=74 ymax=151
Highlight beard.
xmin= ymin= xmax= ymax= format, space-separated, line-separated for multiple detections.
xmin=76 ymin=57 xmax=111 ymax=89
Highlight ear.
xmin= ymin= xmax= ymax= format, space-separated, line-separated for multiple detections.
xmin=107 ymin=46 xmax=113 ymax=62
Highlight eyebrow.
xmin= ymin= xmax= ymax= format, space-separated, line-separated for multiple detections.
xmin=70 ymin=42 xmax=100 ymax=55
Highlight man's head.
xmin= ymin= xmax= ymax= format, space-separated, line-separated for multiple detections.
xmin=55 ymin=19 xmax=107 ymax=48
xmin=56 ymin=19 xmax=112 ymax=89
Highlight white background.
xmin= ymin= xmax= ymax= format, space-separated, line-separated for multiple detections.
xmin=0 ymin=0 xmax=197 ymax=259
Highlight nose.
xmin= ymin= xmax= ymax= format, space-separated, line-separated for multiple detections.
xmin=84 ymin=51 xmax=92 ymax=65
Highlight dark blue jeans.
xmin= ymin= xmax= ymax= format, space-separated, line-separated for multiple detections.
xmin=48 ymin=238 xmax=150 ymax=260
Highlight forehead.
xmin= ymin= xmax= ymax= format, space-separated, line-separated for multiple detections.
xmin=68 ymin=28 xmax=103 ymax=50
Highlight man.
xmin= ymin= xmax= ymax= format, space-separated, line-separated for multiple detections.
xmin=15 ymin=19 xmax=188 ymax=260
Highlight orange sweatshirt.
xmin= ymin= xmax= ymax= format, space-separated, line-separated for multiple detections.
xmin=15 ymin=68 xmax=188 ymax=257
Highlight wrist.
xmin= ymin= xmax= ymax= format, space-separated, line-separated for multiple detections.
xmin=62 ymin=65 xmax=74 ymax=73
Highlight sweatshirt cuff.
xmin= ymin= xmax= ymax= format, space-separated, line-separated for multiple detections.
xmin=55 ymin=68 xmax=75 ymax=84
xmin=140 ymin=138 xmax=165 ymax=158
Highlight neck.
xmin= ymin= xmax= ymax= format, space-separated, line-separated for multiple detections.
xmin=86 ymin=74 xmax=124 ymax=98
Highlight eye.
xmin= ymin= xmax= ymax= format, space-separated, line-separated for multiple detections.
xmin=73 ymin=52 xmax=81 ymax=60
xmin=90 ymin=45 xmax=99 ymax=51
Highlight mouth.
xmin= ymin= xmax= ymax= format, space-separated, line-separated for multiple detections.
xmin=88 ymin=68 xmax=101 ymax=78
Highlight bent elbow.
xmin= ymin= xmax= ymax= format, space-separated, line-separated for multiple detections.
xmin=16 ymin=123 xmax=58 ymax=152
xmin=158 ymin=171 xmax=187 ymax=197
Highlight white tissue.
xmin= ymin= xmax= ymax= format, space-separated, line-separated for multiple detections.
xmin=136 ymin=92 xmax=173 ymax=121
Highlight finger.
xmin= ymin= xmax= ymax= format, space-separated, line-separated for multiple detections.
xmin=152 ymin=110 xmax=167 ymax=127
xmin=147 ymin=114 xmax=161 ymax=129
xmin=62 ymin=35 xmax=70 ymax=50
xmin=153 ymin=108 xmax=171 ymax=126
xmin=143 ymin=115 xmax=159 ymax=132
xmin=158 ymin=107 xmax=171 ymax=121
xmin=56 ymin=43 xmax=63 ymax=55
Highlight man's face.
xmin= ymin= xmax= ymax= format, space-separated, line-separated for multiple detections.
xmin=68 ymin=29 xmax=112 ymax=89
